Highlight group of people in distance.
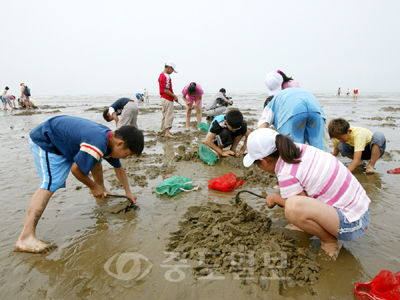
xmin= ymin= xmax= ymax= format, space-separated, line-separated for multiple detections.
xmin=1 ymin=83 xmax=35 ymax=111
xmin=14 ymin=62 xmax=386 ymax=262
xmin=337 ymin=87 xmax=359 ymax=98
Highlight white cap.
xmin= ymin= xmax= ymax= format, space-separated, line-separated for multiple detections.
xmin=243 ymin=128 xmax=278 ymax=167
xmin=165 ymin=61 xmax=178 ymax=73
xmin=264 ymin=71 xmax=283 ymax=96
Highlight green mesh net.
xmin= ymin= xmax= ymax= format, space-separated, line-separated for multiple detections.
xmin=198 ymin=144 xmax=218 ymax=166
xmin=155 ymin=175 xmax=197 ymax=196
xmin=198 ymin=122 xmax=209 ymax=132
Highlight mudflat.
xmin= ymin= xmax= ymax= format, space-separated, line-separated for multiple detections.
xmin=0 ymin=93 xmax=399 ymax=299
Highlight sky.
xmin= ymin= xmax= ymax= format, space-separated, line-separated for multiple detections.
xmin=2 ymin=0 xmax=400 ymax=96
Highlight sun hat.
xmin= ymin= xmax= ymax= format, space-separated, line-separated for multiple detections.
xmin=165 ymin=61 xmax=178 ymax=73
xmin=243 ymin=128 xmax=278 ymax=167
xmin=264 ymin=71 xmax=283 ymax=96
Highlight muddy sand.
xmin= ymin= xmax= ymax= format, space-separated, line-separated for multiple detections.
xmin=0 ymin=93 xmax=400 ymax=299
xmin=167 ymin=202 xmax=320 ymax=291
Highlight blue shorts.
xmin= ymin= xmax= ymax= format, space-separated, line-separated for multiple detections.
xmin=335 ymin=208 xmax=370 ymax=241
xmin=338 ymin=132 xmax=386 ymax=160
xmin=279 ymin=112 xmax=329 ymax=152
xmin=30 ymin=138 xmax=73 ymax=192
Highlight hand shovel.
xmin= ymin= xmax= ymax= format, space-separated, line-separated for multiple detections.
xmin=235 ymin=190 xmax=266 ymax=204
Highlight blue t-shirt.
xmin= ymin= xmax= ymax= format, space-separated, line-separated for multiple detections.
xmin=110 ymin=98 xmax=134 ymax=116
xmin=267 ymin=88 xmax=326 ymax=130
xmin=30 ymin=115 xmax=121 ymax=175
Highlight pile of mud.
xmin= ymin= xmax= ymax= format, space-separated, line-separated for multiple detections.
xmin=173 ymin=151 xmax=201 ymax=162
xmin=239 ymin=169 xmax=278 ymax=187
xmin=219 ymin=156 xmax=279 ymax=186
xmin=167 ymin=202 xmax=320 ymax=289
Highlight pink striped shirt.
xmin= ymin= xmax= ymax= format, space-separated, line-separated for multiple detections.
xmin=275 ymin=143 xmax=370 ymax=222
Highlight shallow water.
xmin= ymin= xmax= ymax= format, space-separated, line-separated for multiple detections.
xmin=0 ymin=92 xmax=399 ymax=299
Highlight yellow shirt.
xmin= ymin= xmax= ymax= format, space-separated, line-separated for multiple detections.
xmin=332 ymin=126 xmax=373 ymax=152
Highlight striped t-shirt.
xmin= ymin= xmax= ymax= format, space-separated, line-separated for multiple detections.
xmin=275 ymin=143 xmax=370 ymax=222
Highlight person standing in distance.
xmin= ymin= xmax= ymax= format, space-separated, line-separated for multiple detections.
xmin=158 ymin=61 xmax=179 ymax=138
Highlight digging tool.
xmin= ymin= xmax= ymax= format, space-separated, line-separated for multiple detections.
xmin=235 ymin=190 xmax=265 ymax=204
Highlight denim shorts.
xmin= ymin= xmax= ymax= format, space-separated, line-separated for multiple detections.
xmin=335 ymin=208 xmax=370 ymax=241
xmin=30 ymin=138 xmax=73 ymax=192
xmin=338 ymin=132 xmax=386 ymax=160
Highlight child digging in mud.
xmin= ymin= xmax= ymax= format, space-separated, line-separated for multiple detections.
xmin=204 ymin=109 xmax=250 ymax=157
xmin=14 ymin=115 xmax=144 ymax=254
xmin=328 ymin=118 xmax=386 ymax=174
xmin=243 ymin=128 xmax=371 ymax=260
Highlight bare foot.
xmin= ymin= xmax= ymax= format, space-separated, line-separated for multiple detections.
xmin=165 ymin=133 xmax=174 ymax=138
xmin=185 ymin=128 xmax=190 ymax=132
xmin=366 ymin=164 xmax=375 ymax=174
xmin=319 ymin=241 xmax=342 ymax=261
xmin=14 ymin=237 xmax=58 ymax=254
xmin=284 ymin=223 xmax=305 ymax=232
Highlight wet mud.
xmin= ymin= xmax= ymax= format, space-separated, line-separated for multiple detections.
xmin=1 ymin=93 xmax=400 ymax=300
xmin=107 ymin=200 xmax=138 ymax=214
xmin=167 ymin=202 xmax=320 ymax=289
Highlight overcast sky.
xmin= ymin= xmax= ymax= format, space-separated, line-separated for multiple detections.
xmin=2 ymin=0 xmax=399 ymax=96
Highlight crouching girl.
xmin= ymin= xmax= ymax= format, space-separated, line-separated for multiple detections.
xmin=243 ymin=128 xmax=370 ymax=260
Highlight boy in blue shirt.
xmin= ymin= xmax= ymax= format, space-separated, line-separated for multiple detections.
xmin=15 ymin=115 xmax=144 ymax=254
xmin=204 ymin=109 xmax=250 ymax=157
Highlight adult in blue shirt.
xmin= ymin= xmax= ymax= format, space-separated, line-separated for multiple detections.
xmin=258 ymin=86 xmax=329 ymax=152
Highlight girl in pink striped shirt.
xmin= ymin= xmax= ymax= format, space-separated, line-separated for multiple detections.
xmin=243 ymin=128 xmax=370 ymax=260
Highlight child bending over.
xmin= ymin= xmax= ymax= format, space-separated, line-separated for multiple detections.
xmin=204 ymin=109 xmax=250 ymax=157
xmin=243 ymin=128 xmax=370 ymax=260
xmin=15 ymin=116 xmax=144 ymax=254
